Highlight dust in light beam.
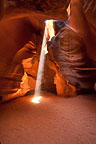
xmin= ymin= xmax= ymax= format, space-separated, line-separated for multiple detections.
xmin=31 ymin=20 xmax=55 ymax=103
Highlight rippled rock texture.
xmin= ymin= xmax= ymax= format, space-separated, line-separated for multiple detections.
xmin=0 ymin=0 xmax=96 ymax=102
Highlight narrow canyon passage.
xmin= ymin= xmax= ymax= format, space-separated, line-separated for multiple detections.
xmin=0 ymin=92 xmax=96 ymax=144
xmin=0 ymin=0 xmax=96 ymax=144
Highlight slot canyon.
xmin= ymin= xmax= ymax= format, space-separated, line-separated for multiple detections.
xmin=0 ymin=0 xmax=96 ymax=144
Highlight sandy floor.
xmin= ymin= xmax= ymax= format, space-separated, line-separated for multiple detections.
xmin=0 ymin=92 xmax=96 ymax=144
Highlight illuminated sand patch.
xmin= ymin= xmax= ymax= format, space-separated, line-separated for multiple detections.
xmin=31 ymin=96 xmax=42 ymax=104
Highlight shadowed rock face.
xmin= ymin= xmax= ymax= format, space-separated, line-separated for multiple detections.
xmin=47 ymin=0 xmax=96 ymax=94
xmin=49 ymin=25 xmax=96 ymax=92
xmin=0 ymin=0 xmax=4 ymax=20
xmin=83 ymin=0 xmax=96 ymax=42
xmin=10 ymin=0 xmax=70 ymax=19
xmin=0 ymin=13 xmax=45 ymax=98
xmin=29 ymin=0 xmax=70 ymax=20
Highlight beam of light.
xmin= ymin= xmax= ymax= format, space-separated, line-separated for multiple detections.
xmin=46 ymin=20 xmax=55 ymax=41
xmin=31 ymin=20 xmax=55 ymax=104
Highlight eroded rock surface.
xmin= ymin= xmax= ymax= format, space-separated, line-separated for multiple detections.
xmin=47 ymin=0 xmax=96 ymax=94
xmin=0 ymin=0 xmax=96 ymax=102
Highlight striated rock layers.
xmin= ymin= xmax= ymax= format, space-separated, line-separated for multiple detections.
xmin=0 ymin=0 xmax=96 ymax=102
